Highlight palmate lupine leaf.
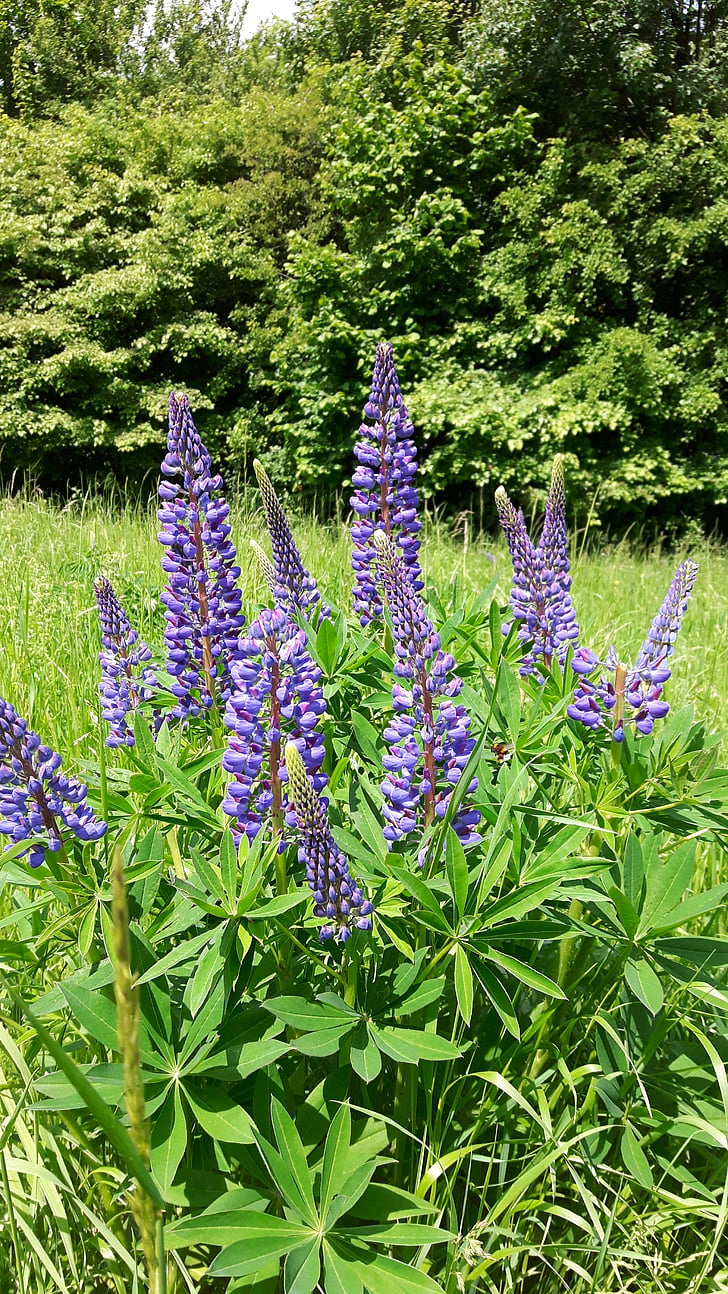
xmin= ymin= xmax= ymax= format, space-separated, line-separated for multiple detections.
xmin=167 ymin=1098 xmax=453 ymax=1290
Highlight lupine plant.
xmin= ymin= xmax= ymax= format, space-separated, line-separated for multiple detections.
xmin=158 ymin=392 xmax=246 ymax=719
xmin=495 ymin=456 xmax=580 ymax=675
xmin=94 ymin=575 xmax=156 ymax=748
xmin=351 ymin=342 xmax=422 ymax=625
xmin=2 ymin=364 xmax=728 ymax=1294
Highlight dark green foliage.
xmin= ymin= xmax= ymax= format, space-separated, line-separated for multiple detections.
xmin=2 ymin=0 xmax=728 ymax=528
xmin=0 ymin=90 xmax=322 ymax=484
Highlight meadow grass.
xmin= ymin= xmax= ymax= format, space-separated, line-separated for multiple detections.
xmin=0 ymin=492 xmax=725 ymax=764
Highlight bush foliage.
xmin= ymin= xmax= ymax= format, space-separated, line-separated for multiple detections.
xmin=1 ymin=0 xmax=728 ymax=527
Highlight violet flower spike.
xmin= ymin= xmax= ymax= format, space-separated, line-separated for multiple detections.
xmin=495 ymin=456 xmax=580 ymax=676
xmin=351 ymin=342 xmax=422 ymax=626
xmin=285 ymin=742 xmax=373 ymax=943
xmin=568 ymin=560 xmax=699 ymax=741
xmin=0 ymin=696 xmax=107 ymax=867
xmin=222 ymin=607 xmax=327 ymax=846
xmin=158 ymin=393 xmax=246 ymax=720
xmin=94 ymin=576 xmax=156 ymax=748
xmin=373 ymin=531 xmax=480 ymax=847
xmin=253 ymin=459 xmax=326 ymax=620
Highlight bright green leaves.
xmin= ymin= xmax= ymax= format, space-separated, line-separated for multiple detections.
xmin=166 ymin=1098 xmax=452 ymax=1290
xmin=262 ymin=993 xmax=461 ymax=1073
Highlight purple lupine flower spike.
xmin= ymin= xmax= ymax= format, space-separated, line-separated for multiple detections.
xmin=0 ymin=697 xmax=106 ymax=867
xmin=373 ymin=531 xmax=480 ymax=847
xmin=351 ymin=342 xmax=422 ymax=626
xmin=495 ymin=456 xmax=579 ymax=676
xmin=568 ymin=560 xmax=698 ymax=741
xmin=285 ymin=742 xmax=373 ymax=942
xmin=158 ymin=393 xmax=246 ymax=719
xmin=222 ymin=607 xmax=327 ymax=845
xmin=253 ymin=460 xmax=325 ymax=619
xmin=94 ymin=577 xmax=156 ymax=748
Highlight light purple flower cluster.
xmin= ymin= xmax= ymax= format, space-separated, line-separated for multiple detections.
xmin=94 ymin=576 xmax=156 ymax=748
xmin=373 ymin=532 xmax=480 ymax=846
xmin=567 ymin=560 xmax=699 ymax=741
xmin=222 ymin=607 xmax=327 ymax=843
xmin=351 ymin=343 xmax=423 ymax=626
xmin=158 ymin=393 xmax=246 ymax=719
xmin=253 ymin=460 xmax=325 ymax=620
xmin=285 ymin=742 xmax=373 ymax=943
xmin=495 ymin=457 xmax=579 ymax=676
xmin=0 ymin=697 xmax=107 ymax=867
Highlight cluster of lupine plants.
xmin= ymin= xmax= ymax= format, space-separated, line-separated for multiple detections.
xmin=1 ymin=346 xmax=728 ymax=1294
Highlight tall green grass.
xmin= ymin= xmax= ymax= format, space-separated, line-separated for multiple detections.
xmin=0 ymin=494 xmax=724 ymax=763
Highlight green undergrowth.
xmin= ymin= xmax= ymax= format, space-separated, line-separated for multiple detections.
xmin=1 ymin=492 xmax=728 ymax=1293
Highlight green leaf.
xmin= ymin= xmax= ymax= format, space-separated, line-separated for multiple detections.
xmin=220 ymin=828 xmax=238 ymax=907
xmin=372 ymin=1025 xmax=461 ymax=1064
xmin=324 ymin=1240 xmax=364 ymax=1294
xmin=620 ymin=1123 xmax=653 ymax=1189
xmin=316 ymin=616 xmax=340 ymax=675
xmin=133 ymin=709 xmax=157 ymax=771
xmin=624 ymin=957 xmax=664 ymax=1015
xmin=477 ymin=964 xmax=519 ymax=1039
xmin=184 ymin=1083 xmax=256 ymax=1145
xmin=483 ymin=947 xmax=566 ymax=1000
xmin=62 ymin=983 xmax=118 ymax=1051
xmin=208 ymin=1215 xmax=313 ymax=1277
xmin=136 ymin=929 xmax=215 ymax=986
xmin=394 ymin=977 xmax=446 ymax=1018
xmin=352 ymin=1184 xmax=437 ymax=1220
xmin=652 ymin=884 xmax=728 ymax=933
xmin=350 ymin=1029 xmax=382 ymax=1084
xmin=622 ymin=831 xmax=645 ymax=912
xmin=495 ymin=660 xmax=521 ymax=741
xmin=638 ymin=838 xmax=696 ymax=936
xmin=285 ymin=1237 xmax=321 ymax=1294
xmin=262 ymin=997 xmax=355 ymax=1032
xmin=166 ymin=1196 xmax=271 ymax=1248
xmin=446 ymin=828 xmax=468 ymax=921
xmin=294 ymin=1027 xmax=355 ymax=1057
xmin=607 ymin=887 xmax=640 ymax=940
xmin=321 ymin=1102 xmax=352 ymax=1216
xmin=344 ymin=1222 xmax=456 ymax=1244
xmin=454 ymin=944 xmax=474 ymax=1025
xmin=350 ymin=1248 xmax=447 ymax=1293
xmin=150 ymin=1085 xmax=188 ymax=1196
xmin=351 ymin=711 xmax=383 ymax=766
xmin=271 ymin=1099 xmax=318 ymax=1224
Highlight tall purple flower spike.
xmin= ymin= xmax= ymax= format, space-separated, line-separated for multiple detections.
xmin=253 ymin=460 xmax=325 ymax=619
xmin=495 ymin=457 xmax=579 ymax=676
xmin=568 ymin=560 xmax=699 ymax=741
xmin=373 ymin=531 xmax=480 ymax=847
xmin=94 ymin=576 xmax=156 ymax=748
xmin=285 ymin=741 xmax=373 ymax=943
xmin=222 ymin=607 xmax=327 ymax=845
xmin=351 ymin=342 xmax=422 ymax=626
xmin=0 ymin=697 xmax=107 ymax=867
xmin=158 ymin=393 xmax=246 ymax=719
